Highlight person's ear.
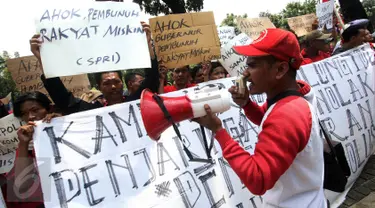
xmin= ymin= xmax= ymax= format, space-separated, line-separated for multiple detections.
xmin=127 ymin=81 xmax=132 ymax=89
xmin=275 ymin=62 xmax=289 ymax=80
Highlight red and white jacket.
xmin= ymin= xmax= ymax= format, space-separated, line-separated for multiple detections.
xmin=215 ymin=80 xmax=326 ymax=207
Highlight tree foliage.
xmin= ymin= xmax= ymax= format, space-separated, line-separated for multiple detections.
xmin=220 ymin=13 xmax=248 ymax=35
xmin=133 ymin=0 xmax=204 ymax=15
xmin=221 ymin=0 xmax=318 ymax=34
xmin=260 ymin=0 xmax=318 ymax=29
xmin=0 ymin=52 xmax=18 ymax=98
xmin=259 ymin=11 xmax=288 ymax=29
xmin=363 ymin=0 xmax=375 ymax=27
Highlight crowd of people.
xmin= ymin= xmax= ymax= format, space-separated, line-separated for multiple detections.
xmin=0 ymin=13 xmax=373 ymax=208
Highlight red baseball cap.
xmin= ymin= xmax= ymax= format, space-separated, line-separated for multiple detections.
xmin=234 ymin=28 xmax=303 ymax=69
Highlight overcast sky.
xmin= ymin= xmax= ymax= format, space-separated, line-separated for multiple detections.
xmin=0 ymin=0 xmax=302 ymax=57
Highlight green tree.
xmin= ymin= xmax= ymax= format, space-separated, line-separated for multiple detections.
xmin=0 ymin=53 xmax=18 ymax=98
xmin=259 ymin=11 xmax=287 ymax=29
xmin=132 ymin=0 xmax=204 ymax=15
xmin=220 ymin=13 xmax=248 ymax=35
xmin=259 ymin=0 xmax=318 ymax=30
xmin=363 ymin=0 xmax=375 ymax=27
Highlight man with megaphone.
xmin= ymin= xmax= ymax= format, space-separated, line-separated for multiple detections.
xmin=193 ymin=29 xmax=327 ymax=208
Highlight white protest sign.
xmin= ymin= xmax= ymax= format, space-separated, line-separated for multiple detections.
xmin=0 ymin=152 xmax=16 ymax=174
xmin=35 ymin=1 xmax=151 ymax=78
xmin=33 ymin=44 xmax=374 ymax=207
xmin=297 ymin=44 xmax=375 ymax=207
xmin=33 ymin=78 xmax=263 ymax=208
xmin=0 ymin=114 xmax=22 ymax=174
xmin=0 ymin=188 xmax=6 ymax=208
xmin=220 ymin=33 xmax=252 ymax=76
xmin=217 ymin=26 xmax=235 ymax=46
xmin=316 ymin=0 xmax=335 ymax=29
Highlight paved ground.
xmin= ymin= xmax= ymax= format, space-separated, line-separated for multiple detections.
xmin=339 ymin=156 xmax=375 ymax=208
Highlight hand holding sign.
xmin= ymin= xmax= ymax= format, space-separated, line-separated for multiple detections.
xmin=30 ymin=34 xmax=42 ymax=63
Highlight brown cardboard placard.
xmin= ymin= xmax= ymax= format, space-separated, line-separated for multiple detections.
xmin=237 ymin=17 xmax=276 ymax=39
xmin=149 ymin=12 xmax=221 ymax=69
xmin=6 ymin=56 xmax=91 ymax=98
xmin=287 ymin=13 xmax=317 ymax=37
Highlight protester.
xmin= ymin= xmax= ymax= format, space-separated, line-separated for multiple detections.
xmin=80 ymin=89 xmax=104 ymax=104
xmin=2 ymin=91 xmax=61 ymax=208
xmin=190 ymin=64 xmax=205 ymax=84
xmin=332 ymin=19 xmax=370 ymax=55
xmin=29 ymin=21 xmax=159 ymax=114
xmin=158 ymin=62 xmax=169 ymax=94
xmin=301 ymin=30 xmax=332 ymax=63
xmin=208 ymin=61 xmax=227 ymax=80
xmin=123 ymin=71 xmax=146 ymax=97
xmin=163 ymin=65 xmax=196 ymax=93
xmin=194 ymin=28 xmax=326 ymax=207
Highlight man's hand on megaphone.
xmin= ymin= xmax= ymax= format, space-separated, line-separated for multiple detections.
xmin=229 ymin=85 xmax=250 ymax=107
xmin=229 ymin=70 xmax=251 ymax=107
xmin=192 ymin=104 xmax=223 ymax=134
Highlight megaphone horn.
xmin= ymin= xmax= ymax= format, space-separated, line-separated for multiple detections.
xmin=140 ymin=87 xmax=231 ymax=140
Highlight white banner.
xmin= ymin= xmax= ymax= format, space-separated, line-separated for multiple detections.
xmin=316 ymin=0 xmax=335 ymax=30
xmin=220 ymin=33 xmax=252 ymax=76
xmin=33 ymin=45 xmax=374 ymax=208
xmin=217 ymin=26 xmax=235 ymax=46
xmin=35 ymin=1 xmax=151 ymax=78
xmin=297 ymin=44 xmax=375 ymax=207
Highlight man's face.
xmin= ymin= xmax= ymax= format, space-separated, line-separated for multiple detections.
xmin=245 ymin=56 xmax=280 ymax=95
xmin=364 ymin=30 xmax=373 ymax=42
xmin=194 ymin=69 xmax=205 ymax=83
xmin=173 ymin=66 xmax=189 ymax=86
xmin=351 ymin=29 xmax=367 ymax=46
xmin=99 ymin=72 xmax=124 ymax=102
xmin=20 ymin=100 xmax=49 ymax=122
xmin=209 ymin=67 xmax=226 ymax=80
xmin=129 ymin=75 xmax=144 ymax=93
xmin=313 ymin=39 xmax=330 ymax=52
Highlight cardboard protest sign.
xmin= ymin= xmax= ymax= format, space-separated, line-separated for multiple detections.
xmin=297 ymin=44 xmax=375 ymax=207
xmin=149 ymin=12 xmax=221 ymax=69
xmin=237 ymin=17 xmax=275 ymax=39
xmin=0 ymin=114 xmax=23 ymax=174
xmin=221 ymin=33 xmax=252 ymax=76
xmin=287 ymin=13 xmax=316 ymax=37
xmin=7 ymin=56 xmax=90 ymax=98
xmin=33 ymin=45 xmax=374 ymax=207
xmin=217 ymin=26 xmax=235 ymax=46
xmin=316 ymin=0 xmax=335 ymax=29
xmin=35 ymin=1 xmax=151 ymax=78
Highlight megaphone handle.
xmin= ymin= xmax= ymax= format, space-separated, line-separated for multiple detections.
xmin=152 ymin=94 xmax=214 ymax=164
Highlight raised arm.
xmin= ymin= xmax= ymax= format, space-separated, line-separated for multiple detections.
xmin=127 ymin=22 xmax=160 ymax=101
xmin=30 ymin=34 xmax=101 ymax=114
